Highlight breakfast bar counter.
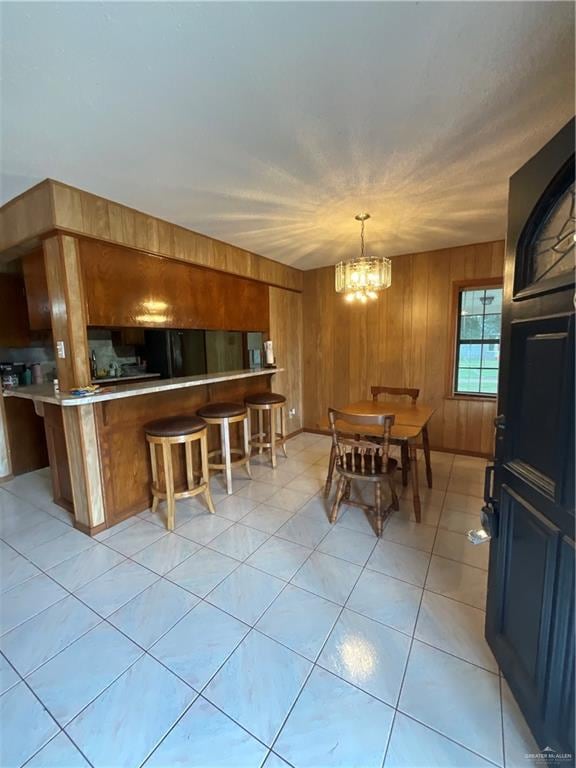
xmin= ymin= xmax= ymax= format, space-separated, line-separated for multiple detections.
xmin=3 ymin=368 xmax=283 ymax=407
xmin=3 ymin=368 xmax=283 ymax=535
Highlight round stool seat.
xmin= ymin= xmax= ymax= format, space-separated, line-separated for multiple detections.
xmin=145 ymin=415 xmax=206 ymax=438
xmin=197 ymin=402 xmax=246 ymax=420
xmin=245 ymin=392 xmax=286 ymax=406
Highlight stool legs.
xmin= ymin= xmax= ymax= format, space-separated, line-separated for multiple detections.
xmin=243 ymin=416 xmax=252 ymax=479
xmin=200 ymin=433 xmax=216 ymax=514
xmin=185 ymin=441 xmax=194 ymax=491
xmin=220 ymin=420 xmax=233 ymax=495
xmin=202 ymin=413 xmax=252 ymax=495
xmin=248 ymin=403 xmax=288 ymax=469
xmin=257 ymin=411 xmax=264 ymax=454
xmin=162 ymin=441 xmax=175 ymax=531
xmin=147 ymin=429 xmax=215 ymax=530
xmin=270 ymin=410 xmax=277 ymax=469
xmin=149 ymin=444 xmax=159 ymax=516
xmin=281 ymin=406 xmax=288 ymax=458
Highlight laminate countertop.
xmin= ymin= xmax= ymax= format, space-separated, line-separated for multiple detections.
xmin=2 ymin=368 xmax=282 ymax=407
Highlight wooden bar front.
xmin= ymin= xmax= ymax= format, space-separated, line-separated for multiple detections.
xmin=94 ymin=374 xmax=273 ymax=528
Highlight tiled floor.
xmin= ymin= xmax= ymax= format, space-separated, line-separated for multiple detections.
xmin=0 ymin=433 xmax=542 ymax=768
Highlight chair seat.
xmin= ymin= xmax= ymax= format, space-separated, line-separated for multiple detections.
xmin=197 ymin=401 xmax=247 ymax=419
xmin=338 ymin=453 xmax=397 ymax=477
xmin=245 ymin=392 xmax=286 ymax=406
xmin=145 ymin=415 xmax=206 ymax=438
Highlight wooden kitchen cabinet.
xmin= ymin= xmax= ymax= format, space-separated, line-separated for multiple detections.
xmin=80 ymin=239 xmax=270 ymax=333
xmin=0 ymin=273 xmax=31 ymax=347
xmin=22 ymin=250 xmax=51 ymax=331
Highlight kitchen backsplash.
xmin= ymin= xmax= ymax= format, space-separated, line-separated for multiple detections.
xmin=87 ymin=329 xmax=139 ymax=377
xmin=0 ymin=332 xmax=140 ymax=383
xmin=0 ymin=344 xmax=56 ymax=382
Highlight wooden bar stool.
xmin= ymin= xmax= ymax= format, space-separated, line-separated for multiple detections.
xmin=196 ymin=402 xmax=251 ymax=495
xmin=145 ymin=415 xmax=215 ymax=531
xmin=245 ymin=392 xmax=287 ymax=469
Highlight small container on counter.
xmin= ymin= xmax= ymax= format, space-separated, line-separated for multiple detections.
xmin=53 ymin=378 xmax=59 ymax=394
xmin=31 ymin=363 xmax=43 ymax=385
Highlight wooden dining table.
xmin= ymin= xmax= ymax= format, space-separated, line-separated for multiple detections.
xmin=322 ymin=399 xmax=437 ymax=522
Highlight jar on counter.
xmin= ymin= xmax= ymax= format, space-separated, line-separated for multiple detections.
xmin=31 ymin=363 xmax=43 ymax=385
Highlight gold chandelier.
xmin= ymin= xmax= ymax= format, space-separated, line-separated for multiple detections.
xmin=335 ymin=213 xmax=391 ymax=302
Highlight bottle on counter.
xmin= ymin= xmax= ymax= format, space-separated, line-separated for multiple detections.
xmin=22 ymin=366 xmax=32 ymax=386
xmin=90 ymin=350 xmax=98 ymax=378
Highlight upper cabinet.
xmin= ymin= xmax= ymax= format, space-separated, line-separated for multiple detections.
xmin=0 ymin=272 xmax=31 ymax=347
xmin=22 ymin=250 xmax=51 ymax=331
xmin=80 ymin=240 xmax=270 ymax=333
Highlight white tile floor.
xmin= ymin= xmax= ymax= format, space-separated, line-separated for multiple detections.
xmin=0 ymin=434 xmax=542 ymax=768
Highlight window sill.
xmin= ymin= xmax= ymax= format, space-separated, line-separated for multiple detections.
xmin=445 ymin=394 xmax=497 ymax=403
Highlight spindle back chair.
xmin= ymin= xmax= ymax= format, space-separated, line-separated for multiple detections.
xmin=370 ymin=386 xmax=426 ymax=487
xmin=328 ymin=408 xmax=399 ymax=537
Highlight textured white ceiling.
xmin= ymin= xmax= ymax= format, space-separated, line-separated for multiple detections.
xmin=1 ymin=2 xmax=574 ymax=269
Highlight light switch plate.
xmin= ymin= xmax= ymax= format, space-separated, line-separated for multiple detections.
xmin=56 ymin=340 xmax=66 ymax=359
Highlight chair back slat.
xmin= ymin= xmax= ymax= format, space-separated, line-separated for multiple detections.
xmin=328 ymin=408 xmax=394 ymax=478
xmin=370 ymin=385 xmax=420 ymax=404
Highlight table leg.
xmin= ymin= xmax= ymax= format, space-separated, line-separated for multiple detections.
xmin=422 ymin=425 xmax=433 ymax=488
xmin=409 ymin=443 xmax=421 ymax=523
xmin=401 ymin=443 xmax=409 ymax=487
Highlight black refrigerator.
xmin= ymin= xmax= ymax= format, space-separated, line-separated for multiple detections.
xmin=143 ymin=329 xmax=248 ymax=378
xmin=144 ymin=330 xmax=206 ymax=378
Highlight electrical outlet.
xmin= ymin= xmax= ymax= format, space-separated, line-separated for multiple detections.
xmin=56 ymin=340 xmax=66 ymax=359
xmin=289 ymin=408 xmax=296 ymax=418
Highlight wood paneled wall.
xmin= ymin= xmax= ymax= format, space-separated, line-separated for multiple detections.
xmin=302 ymin=240 xmax=504 ymax=456
xmin=0 ymin=181 xmax=53 ymax=256
xmin=269 ymin=287 xmax=303 ymax=433
xmin=0 ymin=180 xmax=302 ymax=293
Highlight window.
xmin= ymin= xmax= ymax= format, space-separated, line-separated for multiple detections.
xmin=454 ymin=285 xmax=503 ymax=396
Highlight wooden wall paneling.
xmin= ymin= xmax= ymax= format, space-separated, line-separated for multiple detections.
xmin=49 ymin=183 xmax=83 ymax=231
xmin=48 ymin=180 xmax=303 ymax=292
xmin=422 ymin=249 xmax=451 ymax=446
xmin=21 ymin=249 xmax=51 ymax=330
xmin=302 ymin=240 xmax=505 ymax=456
xmin=0 ymin=181 xmax=54 ymax=255
xmin=80 ymin=240 xmax=271 ymax=333
xmin=43 ymin=234 xmax=91 ymax=391
xmin=80 ymin=193 xmax=111 ymax=240
xmin=410 ymin=252 xmax=430 ymax=402
xmin=269 ymin=287 xmax=303 ymax=432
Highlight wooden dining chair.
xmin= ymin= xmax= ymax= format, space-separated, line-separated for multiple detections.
xmin=371 ymin=386 xmax=420 ymax=405
xmin=370 ymin=385 xmax=432 ymax=489
xmin=328 ymin=408 xmax=399 ymax=537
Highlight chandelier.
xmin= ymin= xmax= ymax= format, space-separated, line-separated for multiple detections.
xmin=335 ymin=213 xmax=391 ymax=302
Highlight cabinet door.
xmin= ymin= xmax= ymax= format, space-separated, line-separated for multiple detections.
xmin=22 ymin=250 xmax=51 ymax=331
xmin=0 ymin=273 xmax=31 ymax=347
